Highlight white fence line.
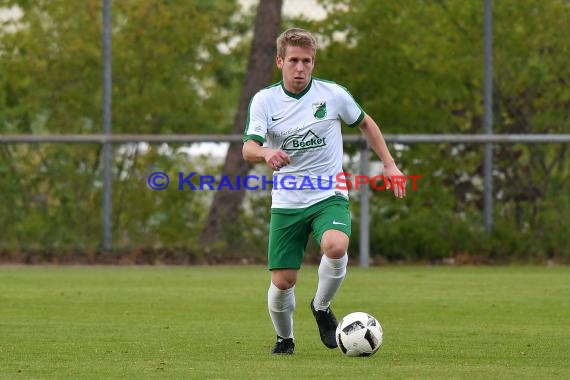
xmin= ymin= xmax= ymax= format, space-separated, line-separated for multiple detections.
xmin=2 ymin=133 xmax=570 ymax=144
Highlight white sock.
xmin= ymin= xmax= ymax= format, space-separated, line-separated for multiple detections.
xmin=268 ymin=282 xmax=295 ymax=339
xmin=313 ymin=253 xmax=348 ymax=311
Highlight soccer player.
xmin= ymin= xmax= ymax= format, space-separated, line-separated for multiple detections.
xmin=242 ymin=28 xmax=405 ymax=355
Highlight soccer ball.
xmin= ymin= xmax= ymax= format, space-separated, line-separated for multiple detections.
xmin=336 ymin=312 xmax=383 ymax=357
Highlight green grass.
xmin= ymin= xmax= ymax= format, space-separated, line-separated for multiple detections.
xmin=1 ymin=266 xmax=569 ymax=379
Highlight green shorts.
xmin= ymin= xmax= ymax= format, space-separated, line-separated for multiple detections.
xmin=268 ymin=195 xmax=351 ymax=270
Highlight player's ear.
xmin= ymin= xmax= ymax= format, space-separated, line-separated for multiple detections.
xmin=276 ymin=55 xmax=283 ymax=69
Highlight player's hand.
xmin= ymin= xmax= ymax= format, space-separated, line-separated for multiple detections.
xmin=383 ymin=161 xmax=406 ymax=198
xmin=264 ymin=149 xmax=290 ymax=171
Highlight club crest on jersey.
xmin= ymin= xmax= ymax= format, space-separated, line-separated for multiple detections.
xmin=281 ymin=130 xmax=327 ymax=151
xmin=312 ymin=101 xmax=327 ymax=119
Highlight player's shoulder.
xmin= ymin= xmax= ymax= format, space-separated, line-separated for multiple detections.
xmin=249 ymin=81 xmax=282 ymax=111
xmin=312 ymin=77 xmax=351 ymax=94
xmin=254 ymin=81 xmax=282 ymax=98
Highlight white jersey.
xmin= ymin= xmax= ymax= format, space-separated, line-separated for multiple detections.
xmin=243 ymin=77 xmax=364 ymax=209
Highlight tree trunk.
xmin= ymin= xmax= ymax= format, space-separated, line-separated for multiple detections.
xmin=199 ymin=0 xmax=283 ymax=246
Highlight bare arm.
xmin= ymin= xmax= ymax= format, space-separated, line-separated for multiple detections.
xmin=358 ymin=114 xmax=406 ymax=198
xmin=242 ymin=140 xmax=290 ymax=171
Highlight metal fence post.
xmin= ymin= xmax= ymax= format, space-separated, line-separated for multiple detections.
xmin=359 ymin=142 xmax=371 ymax=268
xmin=102 ymin=0 xmax=112 ymax=251
xmin=483 ymin=0 xmax=494 ymax=234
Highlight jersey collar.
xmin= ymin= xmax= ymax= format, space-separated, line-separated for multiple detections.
xmin=281 ymin=78 xmax=312 ymax=99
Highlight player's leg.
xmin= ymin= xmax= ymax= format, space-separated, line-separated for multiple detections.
xmin=267 ymin=209 xmax=310 ymax=354
xmin=309 ymin=196 xmax=351 ymax=348
xmin=315 ymin=229 xmax=349 ymax=310
xmin=309 ymin=230 xmax=349 ymax=349
xmin=268 ymin=269 xmax=297 ymax=345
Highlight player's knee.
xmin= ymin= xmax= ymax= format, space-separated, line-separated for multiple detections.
xmin=271 ymin=271 xmax=297 ymax=289
xmin=273 ymin=278 xmax=296 ymax=289
xmin=322 ymin=241 xmax=347 ymax=259
xmin=321 ymin=230 xmax=349 ymax=259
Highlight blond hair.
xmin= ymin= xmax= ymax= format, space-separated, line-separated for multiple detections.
xmin=276 ymin=28 xmax=317 ymax=58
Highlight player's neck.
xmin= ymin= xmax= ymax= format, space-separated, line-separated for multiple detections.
xmin=282 ymin=78 xmax=312 ymax=97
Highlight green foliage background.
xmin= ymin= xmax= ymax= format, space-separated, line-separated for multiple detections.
xmin=0 ymin=0 xmax=568 ymax=261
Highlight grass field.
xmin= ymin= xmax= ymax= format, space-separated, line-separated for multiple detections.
xmin=1 ymin=265 xmax=569 ymax=379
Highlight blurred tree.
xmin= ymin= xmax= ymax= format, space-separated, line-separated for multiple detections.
xmin=0 ymin=0 xmax=248 ymax=134
xmin=0 ymin=0 xmax=568 ymax=259
xmin=199 ymin=0 xmax=283 ymax=247
xmin=0 ymin=0 xmax=250 ymax=251
xmin=305 ymin=0 xmax=569 ymax=258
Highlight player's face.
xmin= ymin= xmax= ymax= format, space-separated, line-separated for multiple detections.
xmin=276 ymin=45 xmax=315 ymax=94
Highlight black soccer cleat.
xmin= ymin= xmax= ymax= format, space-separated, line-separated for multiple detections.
xmin=310 ymin=298 xmax=338 ymax=349
xmin=271 ymin=336 xmax=295 ymax=355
